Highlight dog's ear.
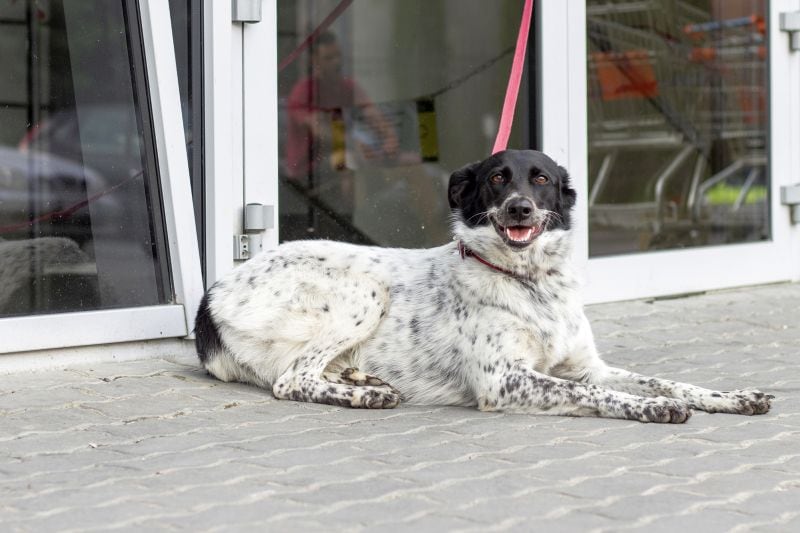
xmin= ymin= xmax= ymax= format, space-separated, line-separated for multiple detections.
xmin=557 ymin=165 xmax=577 ymax=212
xmin=448 ymin=161 xmax=481 ymax=211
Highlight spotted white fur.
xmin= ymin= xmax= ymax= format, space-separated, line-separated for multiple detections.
xmin=196 ymin=150 xmax=772 ymax=422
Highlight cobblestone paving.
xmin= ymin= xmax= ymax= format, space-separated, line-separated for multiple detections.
xmin=1 ymin=284 xmax=799 ymax=532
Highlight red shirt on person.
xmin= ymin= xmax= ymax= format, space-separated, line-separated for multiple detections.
xmin=284 ymin=76 xmax=370 ymax=178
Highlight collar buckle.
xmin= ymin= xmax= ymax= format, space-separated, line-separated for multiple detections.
xmin=457 ymin=240 xmax=467 ymax=260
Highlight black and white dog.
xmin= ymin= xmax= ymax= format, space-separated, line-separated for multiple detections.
xmin=195 ymin=149 xmax=772 ymax=423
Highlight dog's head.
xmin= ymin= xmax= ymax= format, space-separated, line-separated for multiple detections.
xmin=448 ymin=149 xmax=577 ymax=250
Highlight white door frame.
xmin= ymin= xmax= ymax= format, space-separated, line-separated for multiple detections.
xmin=243 ymin=3 xmax=280 ymax=251
xmin=538 ymin=0 xmax=590 ymax=280
xmin=203 ymin=0 xmax=243 ymax=283
xmin=204 ymin=0 xmax=279 ymax=284
xmin=0 ymin=0 xmax=203 ymax=354
xmin=540 ymin=0 xmax=800 ymax=304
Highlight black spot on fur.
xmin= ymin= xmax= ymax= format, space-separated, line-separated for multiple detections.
xmin=195 ymin=292 xmax=223 ymax=364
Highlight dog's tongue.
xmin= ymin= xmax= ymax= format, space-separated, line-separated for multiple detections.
xmin=506 ymin=226 xmax=534 ymax=242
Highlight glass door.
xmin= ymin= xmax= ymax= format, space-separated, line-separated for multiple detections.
xmin=247 ymin=0 xmax=798 ymax=302
xmin=541 ymin=0 xmax=800 ymax=303
xmin=0 ymin=0 xmax=202 ymax=352
xmin=271 ymin=0 xmax=533 ymax=248
xmin=583 ymin=0 xmax=799 ymax=302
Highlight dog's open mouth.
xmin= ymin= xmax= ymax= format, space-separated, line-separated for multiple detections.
xmin=493 ymin=221 xmax=543 ymax=247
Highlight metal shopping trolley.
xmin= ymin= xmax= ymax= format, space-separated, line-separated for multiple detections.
xmin=684 ymin=14 xmax=768 ymax=242
xmin=587 ymin=0 xmax=768 ymax=252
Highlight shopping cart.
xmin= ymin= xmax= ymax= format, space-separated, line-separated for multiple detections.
xmin=684 ymin=14 xmax=767 ymax=237
xmin=586 ymin=0 xmax=768 ymax=252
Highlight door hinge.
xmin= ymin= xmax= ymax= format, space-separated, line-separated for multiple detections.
xmin=233 ymin=234 xmax=251 ymax=261
xmin=234 ymin=203 xmax=274 ymax=260
xmin=232 ymin=0 xmax=262 ymax=23
xmin=781 ymin=184 xmax=800 ymax=224
xmin=780 ymin=11 xmax=800 ymax=51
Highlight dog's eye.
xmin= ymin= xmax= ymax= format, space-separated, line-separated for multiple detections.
xmin=533 ymin=175 xmax=549 ymax=185
xmin=490 ymin=174 xmax=505 ymax=184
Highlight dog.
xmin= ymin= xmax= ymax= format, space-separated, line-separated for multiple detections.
xmin=195 ymin=149 xmax=772 ymax=423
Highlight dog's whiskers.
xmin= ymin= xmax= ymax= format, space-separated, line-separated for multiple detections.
xmin=540 ymin=210 xmax=563 ymax=228
xmin=466 ymin=210 xmax=492 ymax=225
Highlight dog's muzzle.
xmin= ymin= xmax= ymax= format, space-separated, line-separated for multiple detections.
xmin=492 ymin=197 xmax=544 ymax=247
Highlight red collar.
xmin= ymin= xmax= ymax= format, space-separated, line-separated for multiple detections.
xmin=457 ymin=241 xmax=518 ymax=277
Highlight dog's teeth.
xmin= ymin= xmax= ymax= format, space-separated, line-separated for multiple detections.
xmin=506 ymin=226 xmax=536 ymax=242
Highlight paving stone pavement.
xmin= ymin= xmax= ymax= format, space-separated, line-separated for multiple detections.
xmin=1 ymin=283 xmax=799 ymax=532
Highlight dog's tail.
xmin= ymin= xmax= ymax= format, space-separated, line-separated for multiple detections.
xmin=194 ymin=291 xmax=224 ymax=365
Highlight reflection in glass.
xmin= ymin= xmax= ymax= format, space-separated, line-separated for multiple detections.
xmin=587 ymin=0 xmax=768 ymax=257
xmin=0 ymin=1 xmax=170 ymax=317
xmin=277 ymin=0 xmax=529 ymax=247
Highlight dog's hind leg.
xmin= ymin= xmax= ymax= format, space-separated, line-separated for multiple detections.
xmin=271 ymin=277 xmax=400 ymax=409
xmin=273 ymin=347 xmax=401 ymax=409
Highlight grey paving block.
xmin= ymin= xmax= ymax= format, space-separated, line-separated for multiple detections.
xmin=1 ymin=283 xmax=799 ymax=531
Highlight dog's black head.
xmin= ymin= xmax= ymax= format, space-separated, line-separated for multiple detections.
xmin=448 ymin=149 xmax=577 ymax=249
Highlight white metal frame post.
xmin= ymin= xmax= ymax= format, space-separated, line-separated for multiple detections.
xmin=538 ymin=0 xmax=590 ymax=277
xmin=243 ymin=0 xmax=280 ymax=250
xmin=139 ymin=0 xmax=204 ymax=331
xmin=778 ymin=0 xmax=800 ymax=281
xmin=206 ymin=0 xmax=276 ymax=274
xmin=204 ymin=0 xmax=245 ymax=283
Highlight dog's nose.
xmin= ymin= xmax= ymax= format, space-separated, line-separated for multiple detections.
xmin=506 ymin=198 xmax=534 ymax=220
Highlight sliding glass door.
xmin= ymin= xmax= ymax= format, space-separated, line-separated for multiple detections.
xmin=272 ymin=0 xmax=532 ymax=248
xmin=0 ymin=0 xmax=202 ymax=352
xmin=583 ymin=0 xmax=799 ymax=302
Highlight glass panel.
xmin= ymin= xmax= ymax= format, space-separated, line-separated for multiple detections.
xmin=0 ymin=0 xmax=171 ymax=317
xmin=277 ymin=0 xmax=530 ymax=247
xmin=586 ymin=0 xmax=768 ymax=257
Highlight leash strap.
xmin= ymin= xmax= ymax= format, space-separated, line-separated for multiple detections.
xmin=492 ymin=0 xmax=534 ymax=154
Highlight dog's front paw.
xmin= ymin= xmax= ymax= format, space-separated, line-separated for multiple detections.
xmin=340 ymin=367 xmax=399 ymax=393
xmin=351 ymin=388 xmax=401 ymax=409
xmin=704 ymin=389 xmax=774 ymax=415
xmin=637 ymin=397 xmax=692 ymax=424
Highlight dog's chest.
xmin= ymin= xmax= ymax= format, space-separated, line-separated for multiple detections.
xmin=359 ymin=266 xmax=582 ymax=403
xmin=465 ymin=277 xmax=582 ymax=369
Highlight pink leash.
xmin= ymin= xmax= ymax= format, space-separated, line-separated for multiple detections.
xmin=492 ymin=0 xmax=534 ymax=154
xmin=278 ymin=0 xmax=532 ymax=154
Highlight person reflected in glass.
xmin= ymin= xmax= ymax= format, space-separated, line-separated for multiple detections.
xmin=284 ymin=31 xmax=399 ymax=225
